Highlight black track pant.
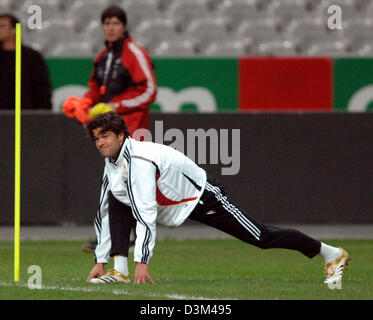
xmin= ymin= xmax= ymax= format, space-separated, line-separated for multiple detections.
xmin=188 ymin=177 xmax=321 ymax=258
xmin=108 ymin=191 xmax=136 ymax=258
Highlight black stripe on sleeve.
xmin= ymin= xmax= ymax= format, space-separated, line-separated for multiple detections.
xmin=124 ymin=148 xmax=152 ymax=264
xmin=182 ymin=173 xmax=202 ymax=191
xmin=95 ymin=175 xmax=109 ymax=244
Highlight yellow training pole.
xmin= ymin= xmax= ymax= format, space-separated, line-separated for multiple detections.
xmin=14 ymin=23 xmax=21 ymax=282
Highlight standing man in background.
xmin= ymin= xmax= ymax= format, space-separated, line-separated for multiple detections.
xmin=0 ymin=13 xmax=52 ymax=109
xmin=62 ymin=5 xmax=157 ymax=255
xmin=62 ymin=5 xmax=157 ymax=134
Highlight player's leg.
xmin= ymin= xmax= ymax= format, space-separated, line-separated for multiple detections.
xmin=189 ymin=177 xmax=321 ymax=257
xmin=108 ymin=191 xmax=136 ymax=258
xmin=189 ymin=177 xmax=350 ymax=283
xmin=90 ymin=191 xmax=135 ymax=284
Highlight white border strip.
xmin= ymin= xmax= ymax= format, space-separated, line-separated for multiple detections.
xmin=0 ymin=281 xmax=236 ymax=300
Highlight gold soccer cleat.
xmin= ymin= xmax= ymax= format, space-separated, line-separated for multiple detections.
xmin=323 ymin=247 xmax=351 ymax=285
xmin=90 ymin=269 xmax=130 ymax=284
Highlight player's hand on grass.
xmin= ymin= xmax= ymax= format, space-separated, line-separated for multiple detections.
xmin=134 ymin=262 xmax=155 ymax=284
xmin=86 ymin=263 xmax=105 ymax=283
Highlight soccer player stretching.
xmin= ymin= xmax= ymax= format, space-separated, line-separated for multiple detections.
xmin=85 ymin=112 xmax=350 ymax=286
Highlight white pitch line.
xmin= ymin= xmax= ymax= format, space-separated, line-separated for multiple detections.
xmin=0 ymin=281 xmax=234 ymax=300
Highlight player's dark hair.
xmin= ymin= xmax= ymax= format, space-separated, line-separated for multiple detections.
xmin=101 ymin=5 xmax=127 ymax=26
xmin=87 ymin=112 xmax=130 ymax=141
xmin=0 ymin=13 xmax=19 ymax=28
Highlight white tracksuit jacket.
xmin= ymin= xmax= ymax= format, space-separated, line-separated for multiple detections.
xmin=94 ymin=137 xmax=207 ymax=264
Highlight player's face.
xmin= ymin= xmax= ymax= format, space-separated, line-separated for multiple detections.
xmin=0 ymin=18 xmax=14 ymax=43
xmin=102 ymin=17 xmax=126 ymax=44
xmin=93 ymin=128 xmax=125 ymax=160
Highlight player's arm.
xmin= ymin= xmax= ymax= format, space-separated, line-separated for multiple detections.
xmin=126 ymin=155 xmax=157 ymax=284
xmin=86 ymin=172 xmax=111 ymax=282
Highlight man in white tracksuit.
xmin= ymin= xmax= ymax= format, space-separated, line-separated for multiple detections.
xmin=85 ymin=112 xmax=351 ymax=286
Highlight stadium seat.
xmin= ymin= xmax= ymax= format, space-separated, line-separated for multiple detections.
xmin=285 ymin=17 xmax=329 ymax=42
xmin=135 ymin=18 xmax=176 ymax=37
xmin=343 ymin=18 xmax=373 ymax=43
xmin=8 ymin=0 xmax=23 ymax=10
xmin=0 ymin=0 xmax=13 ymax=11
xmin=285 ymin=17 xmax=332 ymax=52
xmin=60 ymin=0 xmax=109 ymax=36
xmin=217 ymin=0 xmax=258 ymax=14
xmin=305 ymin=39 xmax=352 ymax=57
xmin=235 ymin=18 xmax=280 ymax=41
xmin=304 ymin=0 xmax=322 ymax=11
xmin=185 ymin=16 xmax=230 ymax=43
xmin=130 ymin=33 xmax=153 ymax=51
xmin=355 ymin=43 xmax=373 ymax=57
xmin=48 ymin=40 xmax=95 ymax=57
xmin=158 ymin=0 xmax=174 ymax=10
xmin=216 ymin=0 xmax=265 ymax=29
xmin=23 ymin=32 xmax=51 ymax=53
xmin=201 ymin=38 xmax=248 ymax=57
xmin=62 ymin=0 xmax=115 ymax=11
xmin=206 ymin=0 xmax=226 ymax=10
xmin=362 ymin=0 xmax=373 ymax=11
xmin=195 ymin=33 xmax=252 ymax=55
xmin=39 ymin=14 xmax=78 ymax=38
xmin=68 ymin=1 xmax=107 ymax=20
xmin=78 ymin=16 xmax=101 ymax=34
xmin=85 ymin=31 xmax=106 ymax=53
xmin=251 ymin=38 xmax=298 ymax=56
xmin=134 ymin=18 xmax=177 ymax=45
xmin=120 ymin=0 xmax=159 ymax=7
xmin=266 ymin=0 xmax=309 ymax=19
xmin=151 ymin=38 xmax=196 ymax=57
xmin=120 ymin=0 xmax=161 ymax=30
xmin=167 ymin=0 xmax=210 ymax=28
xmin=256 ymin=0 xmax=274 ymax=10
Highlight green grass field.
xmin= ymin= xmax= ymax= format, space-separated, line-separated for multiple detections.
xmin=0 ymin=239 xmax=372 ymax=300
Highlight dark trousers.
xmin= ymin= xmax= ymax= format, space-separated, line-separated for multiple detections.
xmin=108 ymin=191 xmax=136 ymax=258
xmin=189 ymin=177 xmax=321 ymax=258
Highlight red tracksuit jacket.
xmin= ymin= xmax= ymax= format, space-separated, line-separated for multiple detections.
xmin=84 ymin=32 xmax=157 ymax=135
